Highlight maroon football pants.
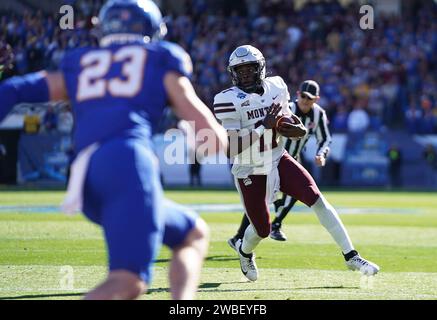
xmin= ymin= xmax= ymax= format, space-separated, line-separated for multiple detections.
xmin=236 ymin=152 xmax=321 ymax=238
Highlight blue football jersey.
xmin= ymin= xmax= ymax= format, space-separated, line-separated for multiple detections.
xmin=60 ymin=40 xmax=192 ymax=154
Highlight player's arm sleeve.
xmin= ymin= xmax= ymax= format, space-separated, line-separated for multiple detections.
xmin=213 ymin=94 xmax=252 ymax=158
xmin=315 ymin=109 xmax=332 ymax=158
xmin=213 ymin=94 xmax=241 ymax=130
xmin=163 ymin=42 xmax=193 ymax=79
xmin=0 ymin=71 xmax=49 ymax=122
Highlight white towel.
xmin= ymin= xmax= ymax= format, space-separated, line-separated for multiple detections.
xmin=61 ymin=143 xmax=99 ymax=215
xmin=266 ymin=167 xmax=280 ymax=204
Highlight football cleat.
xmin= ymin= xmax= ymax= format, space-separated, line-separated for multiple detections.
xmin=346 ymin=254 xmax=380 ymax=275
xmin=269 ymin=223 xmax=287 ymax=241
xmin=236 ymin=239 xmax=258 ymax=281
xmin=269 ymin=228 xmax=287 ymax=241
xmin=227 ymin=237 xmax=239 ymax=252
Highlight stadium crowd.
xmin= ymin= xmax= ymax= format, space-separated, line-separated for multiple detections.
xmin=0 ymin=0 xmax=436 ymax=134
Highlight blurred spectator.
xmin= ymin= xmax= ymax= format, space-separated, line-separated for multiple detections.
xmin=189 ymin=156 xmax=202 ymax=187
xmin=0 ymin=143 xmax=6 ymax=157
xmin=405 ymin=98 xmax=423 ymax=134
xmin=57 ymin=106 xmax=74 ymax=134
xmin=0 ymin=0 xmax=436 ymax=135
xmin=423 ymin=144 xmax=437 ymax=170
xmin=387 ymin=144 xmax=402 ymax=188
xmin=42 ymin=105 xmax=58 ymax=133
xmin=423 ymin=144 xmax=437 ymax=187
xmin=331 ymin=105 xmax=348 ymax=133
xmin=0 ymin=143 xmax=6 ymax=182
xmin=347 ymin=105 xmax=370 ymax=133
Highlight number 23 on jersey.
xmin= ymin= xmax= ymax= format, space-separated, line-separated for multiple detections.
xmin=76 ymin=46 xmax=147 ymax=102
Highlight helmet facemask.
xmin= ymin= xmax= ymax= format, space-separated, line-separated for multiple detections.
xmin=227 ymin=45 xmax=266 ymax=94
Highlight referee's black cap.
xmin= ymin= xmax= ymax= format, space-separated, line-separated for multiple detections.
xmin=300 ymin=80 xmax=320 ymax=99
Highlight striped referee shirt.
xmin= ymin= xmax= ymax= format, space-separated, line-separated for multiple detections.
xmin=285 ymin=99 xmax=332 ymax=161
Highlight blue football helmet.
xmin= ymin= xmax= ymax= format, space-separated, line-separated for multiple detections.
xmin=98 ymin=0 xmax=167 ymax=42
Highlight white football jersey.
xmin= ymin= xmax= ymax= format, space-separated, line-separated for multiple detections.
xmin=214 ymin=76 xmax=292 ymax=178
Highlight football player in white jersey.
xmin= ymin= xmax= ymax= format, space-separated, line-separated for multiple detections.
xmin=214 ymin=45 xmax=379 ymax=281
xmin=231 ymin=80 xmax=333 ymax=242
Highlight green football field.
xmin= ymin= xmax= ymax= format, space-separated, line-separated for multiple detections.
xmin=0 ymin=189 xmax=437 ymax=300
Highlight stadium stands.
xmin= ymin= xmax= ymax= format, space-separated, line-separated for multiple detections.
xmin=0 ymin=0 xmax=436 ymax=187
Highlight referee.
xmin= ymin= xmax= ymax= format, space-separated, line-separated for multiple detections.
xmin=228 ymin=80 xmax=332 ymax=248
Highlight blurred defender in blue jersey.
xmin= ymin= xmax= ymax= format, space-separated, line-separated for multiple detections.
xmin=0 ymin=0 xmax=228 ymax=299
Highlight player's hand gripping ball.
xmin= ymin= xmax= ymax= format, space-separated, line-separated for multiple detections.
xmin=276 ymin=114 xmax=307 ymax=139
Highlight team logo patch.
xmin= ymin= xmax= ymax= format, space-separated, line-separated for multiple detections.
xmin=307 ymin=122 xmax=315 ymax=129
xmin=237 ymin=93 xmax=247 ymax=99
xmin=241 ymin=100 xmax=250 ymax=107
xmin=243 ymin=178 xmax=252 ymax=186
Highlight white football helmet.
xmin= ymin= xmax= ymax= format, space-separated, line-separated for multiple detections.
xmin=227 ymin=45 xmax=266 ymax=92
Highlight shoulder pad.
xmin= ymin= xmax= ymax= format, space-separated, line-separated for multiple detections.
xmin=213 ymin=91 xmax=239 ymax=121
xmin=265 ymin=76 xmax=287 ymax=89
xmin=156 ymin=41 xmax=193 ymax=78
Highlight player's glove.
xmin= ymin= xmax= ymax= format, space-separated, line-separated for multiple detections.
xmin=262 ymin=103 xmax=282 ymax=129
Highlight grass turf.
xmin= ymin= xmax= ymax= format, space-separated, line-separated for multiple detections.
xmin=0 ymin=190 xmax=436 ymax=300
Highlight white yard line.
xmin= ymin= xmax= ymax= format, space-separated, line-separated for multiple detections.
xmin=0 ymin=204 xmax=422 ymax=214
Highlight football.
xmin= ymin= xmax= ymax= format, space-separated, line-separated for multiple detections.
xmin=275 ymin=116 xmax=295 ymax=130
xmin=275 ymin=115 xmax=307 ymax=139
